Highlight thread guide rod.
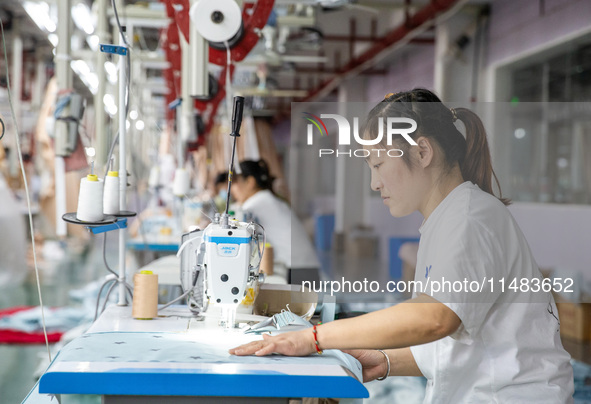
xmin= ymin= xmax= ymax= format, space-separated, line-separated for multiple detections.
xmin=223 ymin=96 xmax=244 ymax=227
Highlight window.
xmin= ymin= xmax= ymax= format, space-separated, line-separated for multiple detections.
xmin=501 ymin=42 xmax=591 ymax=204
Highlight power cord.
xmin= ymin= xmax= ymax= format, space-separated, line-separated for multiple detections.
xmin=94 ymin=277 xmax=116 ymax=321
xmin=102 ymin=232 xmax=133 ymax=296
xmin=0 ymin=19 xmax=51 ymax=362
xmin=111 ymin=0 xmax=130 ymax=48
xmin=159 ymin=289 xmax=192 ymax=312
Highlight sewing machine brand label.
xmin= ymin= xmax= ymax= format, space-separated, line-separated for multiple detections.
xmin=217 ymin=244 xmax=239 ymax=257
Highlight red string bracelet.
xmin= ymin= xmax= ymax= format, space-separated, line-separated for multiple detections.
xmin=312 ymin=325 xmax=323 ymax=354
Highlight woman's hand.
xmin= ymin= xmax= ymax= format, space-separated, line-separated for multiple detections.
xmin=229 ymin=329 xmax=316 ymax=357
xmin=342 ymin=349 xmax=388 ymax=382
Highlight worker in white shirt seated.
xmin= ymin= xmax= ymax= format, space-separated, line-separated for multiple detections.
xmin=229 ymin=159 xmax=320 ymax=282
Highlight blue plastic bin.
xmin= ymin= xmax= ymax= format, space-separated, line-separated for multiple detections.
xmin=315 ymin=214 xmax=335 ymax=251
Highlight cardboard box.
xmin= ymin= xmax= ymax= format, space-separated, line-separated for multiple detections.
xmin=346 ymin=236 xmax=377 ymax=258
xmin=332 ymin=232 xmax=346 ymax=253
xmin=253 ymin=284 xmax=317 ymax=320
xmin=556 ymin=301 xmax=591 ymax=342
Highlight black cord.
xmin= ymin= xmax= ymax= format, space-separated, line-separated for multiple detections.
xmin=0 ymin=117 xmax=5 ymax=140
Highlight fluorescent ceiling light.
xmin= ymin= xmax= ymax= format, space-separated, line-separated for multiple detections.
xmin=87 ymin=35 xmax=99 ymax=51
xmin=48 ymin=34 xmax=58 ymax=47
xmin=104 ymin=61 xmax=118 ymax=84
xmin=23 ymin=1 xmax=56 ymax=33
xmin=71 ymin=60 xmax=98 ymax=94
xmin=103 ymin=93 xmax=117 ymax=116
xmin=72 ymin=3 xmax=95 ymax=35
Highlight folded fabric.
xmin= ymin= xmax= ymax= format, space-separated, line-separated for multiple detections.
xmin=245 ymin=310 xmax=312 ymax=334
xmin=0 ymin=306 xmax=86 ymax=344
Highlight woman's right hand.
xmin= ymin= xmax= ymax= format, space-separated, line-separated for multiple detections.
xmin=342 ymin=349 xmax=389 ymax=382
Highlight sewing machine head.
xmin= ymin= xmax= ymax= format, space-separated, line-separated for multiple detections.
xmin=179 ymin=96 xmax=264 ymax=328
xmin=180 ymin=213 xmax=265 ymax=328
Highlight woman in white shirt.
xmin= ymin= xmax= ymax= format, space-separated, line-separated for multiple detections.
xmin=231 ymin=89 xmax=574 ymax=403
xmin=230 ymin=159 xmax=320 ymax=280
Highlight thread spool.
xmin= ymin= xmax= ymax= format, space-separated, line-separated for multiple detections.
xmin=189 ymin=0 xmax=242 ymax=43
xmin=103 ymin=171 xmax=120 ymax=215
xmin=148 ymin=166 xmax=160 ymax=188
xmin=172 ymin=168 xmax=190 ymax=197
xmin=260 ymin=243 xmax=274 ymax=276
xmin=76 ymin=174 xmax=104 ymax=222
xmin=132 ymin=270 xmax=159 ymax=320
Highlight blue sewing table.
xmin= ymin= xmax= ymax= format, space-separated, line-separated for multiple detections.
xmin=126 ymin=237 xmax=179 ymax=252
xmin=35 ymin=305 xmax=368 ymax=403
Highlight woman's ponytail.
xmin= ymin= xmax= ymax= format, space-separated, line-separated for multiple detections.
xmin=239 ymin=159 xmax=275 ymax=193
xmin=456 ymin=108 xmax=510 ymax=206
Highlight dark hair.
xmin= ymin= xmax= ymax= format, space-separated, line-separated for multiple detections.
xmin=238 ymin=159 xmax=275 ymax=192
xmin=364 ymin=88 xmax=510 ymax=205
xmin=214 ymin=172 xmax=228 ymax=187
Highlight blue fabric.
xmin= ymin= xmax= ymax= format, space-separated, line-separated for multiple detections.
xmin=365 ymin=376 xmax=427 ymax=404
xmin=573 ymin=360 xmax=591 ymax=403
xmin=0 ymin=307 xmax=87 ymax=333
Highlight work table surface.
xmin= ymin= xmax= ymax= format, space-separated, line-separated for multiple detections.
xmin=37 ymin=305 xmax=368 ymax=402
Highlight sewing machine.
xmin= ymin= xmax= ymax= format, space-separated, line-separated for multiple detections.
xmin=179 ymin=214 xmax=265 ymax=327
xmin=180 ymin=97 xmax=265 ymax=327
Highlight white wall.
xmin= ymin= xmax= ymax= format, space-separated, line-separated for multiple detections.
xmin=487 ymin=0 xmax=591 ymax=68
xmin=508 ymin=203 xmax=591 ymax=275
xmin=366 ymin=45 xmax=435 ymax=101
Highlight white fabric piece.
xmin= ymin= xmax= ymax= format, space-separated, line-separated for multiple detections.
xmin=0 ymin=306 xmax=88 ymax=333
xmin=242 ymin=190 xmax=320 ymax=275
xmin=410 ymin=181 xmax=574 ymax=404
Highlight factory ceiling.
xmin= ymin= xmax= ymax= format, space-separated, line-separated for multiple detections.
xmin=0 ymin=0 xmax=468 ymax=137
